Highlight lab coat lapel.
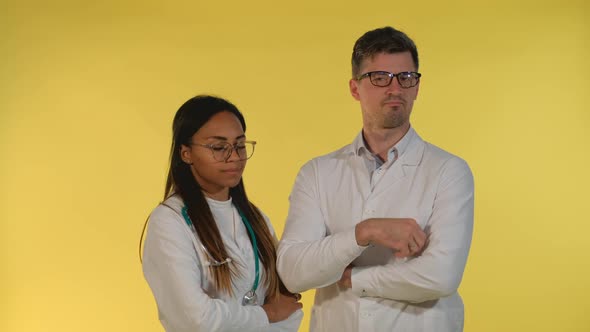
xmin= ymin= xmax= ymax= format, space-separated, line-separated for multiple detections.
xmin=374 ymin=134 xmax=425 ymax=193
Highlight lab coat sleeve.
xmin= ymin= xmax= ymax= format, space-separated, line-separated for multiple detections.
xmin=277 ymin=160 xmax=367 ymax=293
xmin=142 ymin=206 xmax=269 ymax=332
xmin=351 ymin=157 xmax=475 ymax=303
xmin=260 ymin=212 xmax=304 ymax=332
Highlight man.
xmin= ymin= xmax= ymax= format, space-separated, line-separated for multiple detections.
xmin=277 ymin=26 xmax=474 ymax=332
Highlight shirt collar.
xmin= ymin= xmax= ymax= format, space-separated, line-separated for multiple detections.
xmin=353 ymin=126 xmax=417 ymax=162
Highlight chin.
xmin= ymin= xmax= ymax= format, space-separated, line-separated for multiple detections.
xmin=227 ymin=178 xmax=243 ymax=188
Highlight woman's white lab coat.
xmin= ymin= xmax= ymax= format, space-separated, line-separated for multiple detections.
xmin=143 ymin=195 xmax=303 ymax=332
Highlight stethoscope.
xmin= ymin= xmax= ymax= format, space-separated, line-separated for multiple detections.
xmin=181 ymin=205 xmax=260 ymax=306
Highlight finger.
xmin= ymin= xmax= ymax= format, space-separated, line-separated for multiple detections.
xmin=395 ymin=250 xmax=408 ymax=258
xmin=394 ymin=245 xmax=410 ymax=258
xmin=408 ymin=242 xmax=417 ymax=254
xmin=412 ymin=230 xmax=427 ymax=251
xmin=414 ymin=228 xmax=428 ymax=250
xmin=413 ymin=231 xmax=426 ymax=249
xmin=292 ymin=302 xmax=303 ymax=310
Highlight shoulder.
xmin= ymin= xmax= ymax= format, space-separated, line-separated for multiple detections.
xmin=406 ymin=129 xmax=470 ymax=174
xmin=247 ymin=204 xmax=275 ymax=237
xmin=423 ymin=142 xmax=469 ymax=169
xmin=298 ymin=142 xmax=355 ymax=176
xmin=142 ymin=195 xmax=196 ymax=264
xmin=148 ymin=195 xmax=186 ymax=231
xmin=258 ymin=209 xmax=276 ymax=237
xmin=416 ymin=138 xmax=473 ymax=190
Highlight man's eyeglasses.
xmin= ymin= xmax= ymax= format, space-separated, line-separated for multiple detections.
xmin=356 ymin=71 xmax=421 ymax=88
xmin=191 ymin=141 xmax=256 ymax=162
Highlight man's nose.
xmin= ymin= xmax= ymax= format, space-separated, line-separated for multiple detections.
xmin=386 ymin=77 xmax=403 ymax=94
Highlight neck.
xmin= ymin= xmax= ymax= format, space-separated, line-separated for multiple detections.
xmin=202 ymin=188 xmax=230 ymax=201
xmin=362 ymin=123 xmax=410 ymax=162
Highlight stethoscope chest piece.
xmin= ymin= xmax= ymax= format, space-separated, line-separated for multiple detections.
xmin=242 ymin=290 xmax=258 ymax=306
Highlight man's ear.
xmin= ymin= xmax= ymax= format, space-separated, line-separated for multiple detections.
xmin=349 ymin=79 xmax=361 ymax=101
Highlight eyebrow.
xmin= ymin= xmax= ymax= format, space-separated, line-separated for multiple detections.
xmin=206 ymin=135 xmax=246 ymax=141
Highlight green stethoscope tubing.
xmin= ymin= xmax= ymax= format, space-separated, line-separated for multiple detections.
xmin=181 ymin=205 xmax=260 ymax=294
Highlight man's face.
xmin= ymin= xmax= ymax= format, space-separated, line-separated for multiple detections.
xmin=349 ymin=51 xmax=420 ymax=130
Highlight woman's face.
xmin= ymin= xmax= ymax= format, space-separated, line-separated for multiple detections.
xmin=180 ymin=111 xmax=248 ymax=200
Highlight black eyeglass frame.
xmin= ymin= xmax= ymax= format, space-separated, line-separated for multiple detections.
xmin=356 ymin=71 xmax=422 ymax=88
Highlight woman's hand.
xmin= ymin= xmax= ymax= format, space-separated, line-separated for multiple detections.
xmin=262 ymin=293 xmax=302 ymax=323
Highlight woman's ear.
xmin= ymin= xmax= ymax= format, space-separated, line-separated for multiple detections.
xmin=180 ymin=144 xmax=193 ymax=165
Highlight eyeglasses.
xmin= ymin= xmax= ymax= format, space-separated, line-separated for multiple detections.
xmin=191 ymin=140 xmax=256 ymax=162
xmin=356 ymin=71 xmax=421 ymax=88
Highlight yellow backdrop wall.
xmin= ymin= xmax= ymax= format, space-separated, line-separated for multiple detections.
xmin=1 ymin=0 xmax=589 ymax=331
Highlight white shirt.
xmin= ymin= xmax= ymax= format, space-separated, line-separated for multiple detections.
xmin=277 ymin=127 xmax=474 ymax=332
xmin=143 ymin=195 xmax=303 ymax=332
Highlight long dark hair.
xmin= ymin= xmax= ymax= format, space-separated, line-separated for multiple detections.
xmin=163 ymin=95 xmax=280 ymax=297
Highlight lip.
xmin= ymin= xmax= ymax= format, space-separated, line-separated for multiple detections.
xmin=222 ymin=168 xmax=244 ymax=174
xmin=383 ymin=99 xmax=404 ymax=106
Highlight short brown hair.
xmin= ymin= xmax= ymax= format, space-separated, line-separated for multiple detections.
xmin=351 ymin=26 xmax=419 ymax=78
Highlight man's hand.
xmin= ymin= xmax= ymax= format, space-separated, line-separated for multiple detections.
xmin=337 ymin=265 xmax=353 ymax=289
xmin=355 ymin=218 xmax=427 ymax=258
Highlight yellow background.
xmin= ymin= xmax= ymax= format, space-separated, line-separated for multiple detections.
xmin=1 ymin=0 xmax=589 ymax=331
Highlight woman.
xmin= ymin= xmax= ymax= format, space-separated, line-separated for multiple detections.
xmin=142 ymin=95 xmax=303 ymax=332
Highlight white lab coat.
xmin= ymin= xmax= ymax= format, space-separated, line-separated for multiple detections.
xmin=277 ymin=128 xmax=474 ymax=332
xmin=143 ymin=195 xmax=303 ymax=332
